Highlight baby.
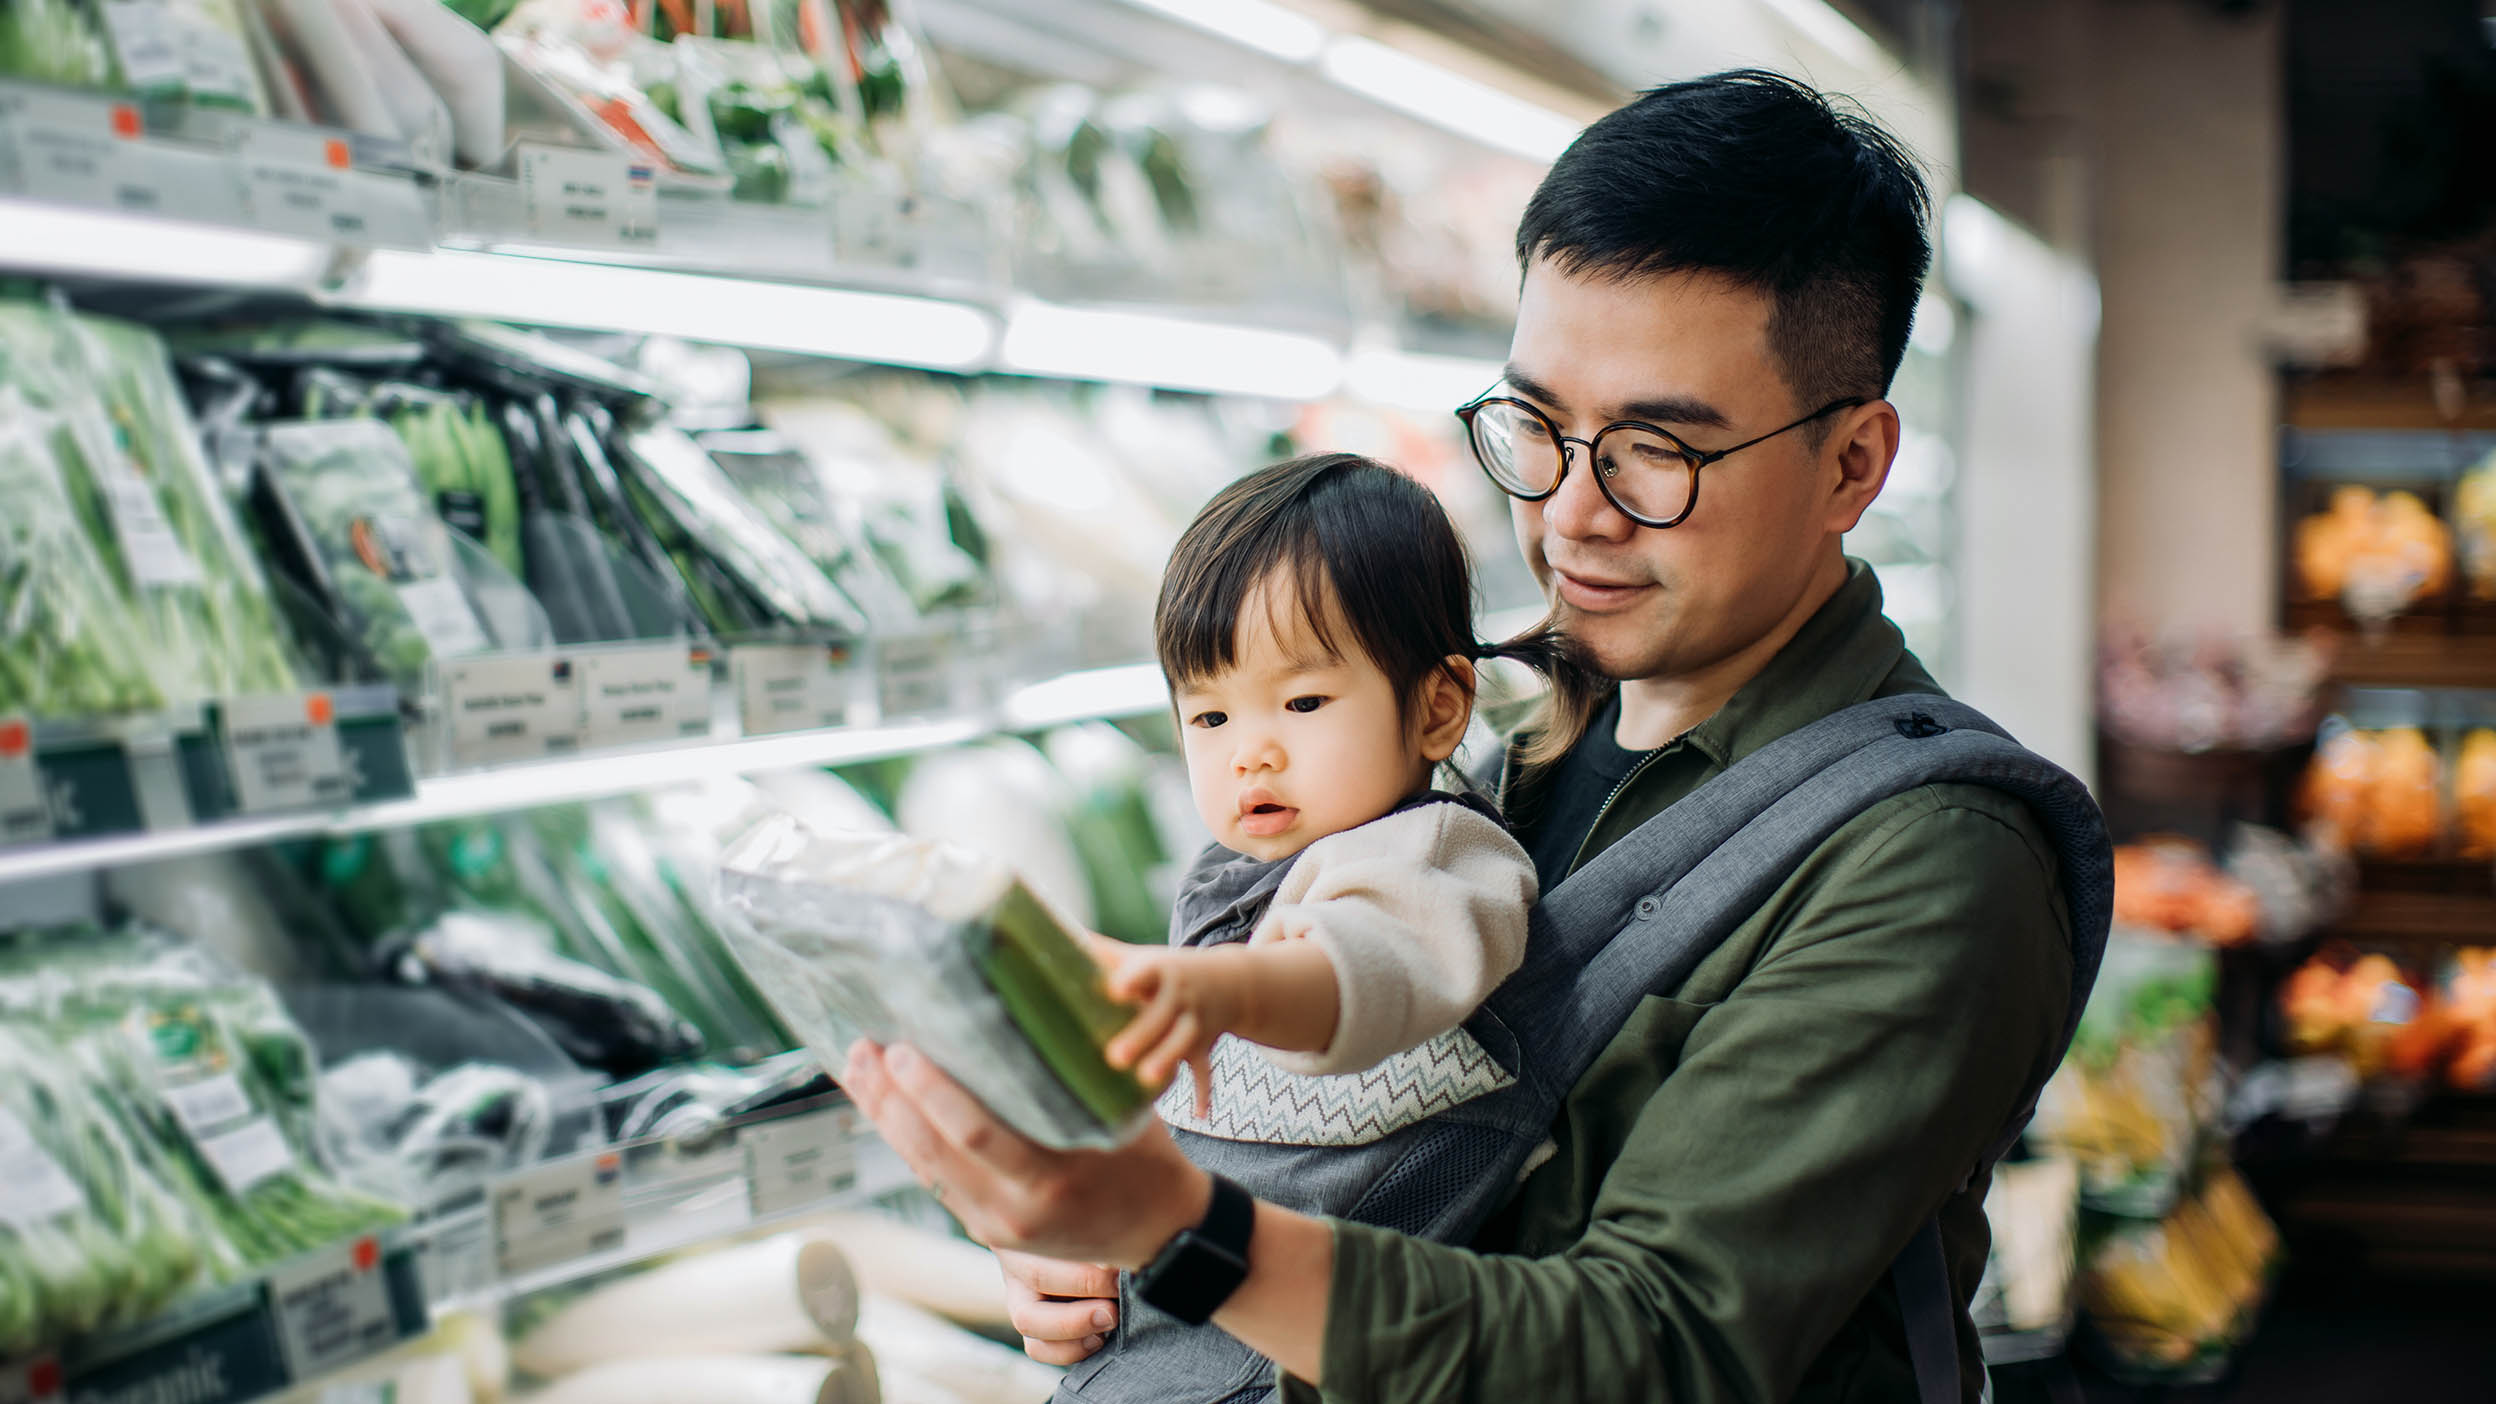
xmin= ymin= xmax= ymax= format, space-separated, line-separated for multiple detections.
xmin=1063 ymin=451 xmax=1574 ymax=1402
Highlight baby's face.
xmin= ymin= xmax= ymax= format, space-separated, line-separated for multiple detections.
xmin=1172 ymin=580 xmax=1427 ymax=862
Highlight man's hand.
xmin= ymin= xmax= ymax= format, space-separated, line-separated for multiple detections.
xmin=1096 ymin=943 xmax=1243 ymax=1116
xmin=998 ymin=1250 xmax=1117 ymax=1367
xmin=841 ymin=1039 xmax=1212 ymax=1271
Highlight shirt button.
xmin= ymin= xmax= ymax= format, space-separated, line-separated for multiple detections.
xmin=1635 ymin=896 xmax=1660 ymax=918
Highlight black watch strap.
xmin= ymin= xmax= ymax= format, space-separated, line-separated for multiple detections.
xmin=1134 ymin=1175 xmax=1255 ymax=1326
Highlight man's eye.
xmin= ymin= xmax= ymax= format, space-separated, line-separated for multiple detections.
xmin=1285 ymin=696 xmax=1326 ymax=714
xmin=1190 ymin=711 xmax=1227 ymax=729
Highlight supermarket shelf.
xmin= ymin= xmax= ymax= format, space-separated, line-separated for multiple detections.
xmin=30 ymin=1098 xmax=917 ymax=1404
xmin=2325 ymin=633 xmax=2496 ymax=691
xmin=0 ymin=661 xmax=1168 ymax=888
xmin=2333 ymin=889 xmax=2496 ymax=948
xmin=0 ymin=78 xmax=1507 ymax=402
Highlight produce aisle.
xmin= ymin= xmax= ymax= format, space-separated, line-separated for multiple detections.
xmin=0 ymin=3 xmax=1603 ymax=1401
xmin=0 ymin=4 xmax=1994 ymax=1403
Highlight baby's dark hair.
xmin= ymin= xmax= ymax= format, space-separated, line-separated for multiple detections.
xmin=1155 ymin=453 xmax=1598 ymax=755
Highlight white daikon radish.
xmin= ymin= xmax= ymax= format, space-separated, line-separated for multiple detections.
xmin=367 ymin=0 xmax=506 ymax=168
xmin=784 ymin=1212 xmax=1010 ymax=1331
xmin=331 ymin=0 xmax=454 ymax=162
xmin=856 ymin=1296 xmax=1065 ymax=1404
xmin=524 ymin=1354 xmax=878 ymax=1404
xmin=515 ymin=1232 xmax=862 ymax=1378
xmin=438 ymin=1308 xmax=512 ymax=1404
xmin=264 ymin=0 xmax=399 ymax=138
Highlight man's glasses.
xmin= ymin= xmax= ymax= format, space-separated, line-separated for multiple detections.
xmin=1455 ymin=391 xmax=1866 ymax=528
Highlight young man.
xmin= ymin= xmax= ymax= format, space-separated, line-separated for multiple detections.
xmin=842 ymin=70 xmax=2073 ymax=1403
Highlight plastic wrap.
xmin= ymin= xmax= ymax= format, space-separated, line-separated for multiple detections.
xmin=718 ymin=815 xmax=1152 ymax=1151
xmin=0 ymin=385 xmax=165 ymax=716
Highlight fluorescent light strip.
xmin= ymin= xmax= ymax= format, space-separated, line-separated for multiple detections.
xmin=1125 ymin=0 xmax=1326 ymax=62
xmin=1344 ymin=346 xmax=1505 ymax=413
xmin=337 ymin=249 xmax=997 ymax=371
xmin=1000 ymin=662 xmax=1169 ymax=732
xmin=1318 ymin=35 xmax=1580 ymax=164
xmin=0 ymin=199 xmax=331 ymax=289
xmin=999 ymin=300 xmax=1345 ymax=399
xmin=1758 ymin=0 xmax=1882 ymax=68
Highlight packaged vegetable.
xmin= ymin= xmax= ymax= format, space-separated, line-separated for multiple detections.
xmin=0 ymin=387 xmax=166 ymax=716
xmin=0 ymin=0 xmax=112 ymax=86
xmin=614 ymin=423 xmax=867 ymax=637
xmin=718 ymin=815 xmax=1154 ymax=1151
xmin=254 ymin=418 xmax=498 ymax=692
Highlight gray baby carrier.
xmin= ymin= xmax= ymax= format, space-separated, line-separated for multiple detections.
xmin=1059 ymin=695 xmax=2114 ymax=1404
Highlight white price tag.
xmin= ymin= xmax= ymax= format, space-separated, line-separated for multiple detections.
xmin=732 ymin=642 xmax=857 ymax=735
xmin=0 ymin=84 xmax=160 ymax=212
xmin=267 ymin=1235 xmax=401 ymax=1380
xmin=578 ymin=644 xmax=713 ymax=747
xmin=222 ymin=692 xmax=350 ymax=814
xmin=0 ymin=1109 xmax=87 ymax=1228
xmin=396 ymin=577 xmax=492 ymax=658
xmin=100 ymin=451 xmax=202 ymax=587
xmin=492 ymin=1151 xmax=626 ymax=1278
xmin=163 ymin=1072 xmax=254 ymax=1136
xmin=97 ymin=0 xmax=185 ymax=91
xmin=199 ymin=1116 xmax=295 ymax=1195
xmin=877 ymin=634 xmax=953 ymax=720
xmin=444 ymin=652 xmax=582 ymax=763
xmin=520 ymin=144 xmax=657 ymax=249
xmin=0 ymin=717 xmax=49 ymax=847
xmin=835 ymin=191 xmax=905 ymax=270
xmin=743 ymin=1108 xmax=858 ymax=1219
xmin=232 ymin=124 xmax=366 ymax=242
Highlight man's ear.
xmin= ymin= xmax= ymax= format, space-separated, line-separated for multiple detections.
xmin=1417 ymin=658 xmax=1476 ymax=765
xmin=1824 ymin=400 xmax=1900 ymax=535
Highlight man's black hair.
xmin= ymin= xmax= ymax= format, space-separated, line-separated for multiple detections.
xmin=1516 ymin=69 xmax=1933 ymax=409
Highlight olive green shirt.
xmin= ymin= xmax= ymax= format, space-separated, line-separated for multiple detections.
xmin=1281 ymin=561 xmax=2072 ymax=1404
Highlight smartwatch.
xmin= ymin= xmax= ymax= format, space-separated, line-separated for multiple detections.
xmin=1133 ymin=1174 xmax=1254 ymax=1325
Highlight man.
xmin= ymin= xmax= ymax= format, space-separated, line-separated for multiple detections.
xmin=843 ymin=70 xmax=2072 ymax=1402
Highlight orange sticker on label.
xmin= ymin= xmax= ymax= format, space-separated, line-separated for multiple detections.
xmin=306 ymin=693 xmax=335 ymax=727
xmin=324 ymin=138 xmax=351 ymax=170
xmin=351 ymin=1234 xmax=379 ymax=1272
xmin=0 ymin=720 xmax=28 ymax=759
xmin=110 ymin=104 xmax=140 ymax=140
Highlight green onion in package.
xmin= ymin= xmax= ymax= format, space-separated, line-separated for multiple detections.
xmin=0 ymin=387 xmax=165 ymax=717
xmin=718 ymin=814 xmax=1152 ymax=1150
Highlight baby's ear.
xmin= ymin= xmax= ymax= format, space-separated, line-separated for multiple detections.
xmin=1417 ymin=657 xmax=1476 ymax=763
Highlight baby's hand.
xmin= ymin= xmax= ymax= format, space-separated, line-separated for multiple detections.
xmin=1090 ymin=938 xmax=1242 ymax=1117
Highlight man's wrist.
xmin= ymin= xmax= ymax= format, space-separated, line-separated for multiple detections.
xmin=1121 ymin=1158 xmax=1215 ymax=1271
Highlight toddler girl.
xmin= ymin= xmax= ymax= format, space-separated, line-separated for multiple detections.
xmin=1062 ymin=451 xmax=1584 ymax=1403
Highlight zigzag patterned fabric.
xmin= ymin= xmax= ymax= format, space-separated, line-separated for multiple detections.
xmin=1157 ymin=1027 xmax=1516 ymax=1147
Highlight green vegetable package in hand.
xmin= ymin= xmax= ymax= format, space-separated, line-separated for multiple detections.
xmin=717 ymin=813 xmax=1154 ymax=1151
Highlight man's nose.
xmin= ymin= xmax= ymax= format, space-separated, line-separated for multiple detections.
xmin=1543 ymin=443 xmax=1637 ymax=542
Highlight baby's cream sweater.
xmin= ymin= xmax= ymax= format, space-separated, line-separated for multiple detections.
xmin=1250 ymin=800 xmax=1537 ymax=1076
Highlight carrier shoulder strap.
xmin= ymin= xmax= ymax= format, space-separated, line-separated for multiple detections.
xmin=1503 ymin=695 xmax=2111 ymax=1403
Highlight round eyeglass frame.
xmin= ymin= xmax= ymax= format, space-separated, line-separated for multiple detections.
xmin=1454 ymin=390 xmax=1869 ymax=528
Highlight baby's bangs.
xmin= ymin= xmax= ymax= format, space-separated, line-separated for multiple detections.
xmin=1157 ymin=519 xmax=1344 ymax=689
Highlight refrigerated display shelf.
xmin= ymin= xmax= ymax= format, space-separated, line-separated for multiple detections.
xmin=0 ymin=661 xmax=1167 ymax=887
xmin=11 ymin=1097 xmax=916 ymax=1404
xmin=0 ymin=78 xmax=1497 ymax=400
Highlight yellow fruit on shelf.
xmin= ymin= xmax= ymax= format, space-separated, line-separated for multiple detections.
xmin=2456 ymin=730 xmax=2496 ymax=860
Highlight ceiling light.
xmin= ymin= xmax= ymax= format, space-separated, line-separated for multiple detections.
xmin=1123 ymin=0 xmax=1327 ymax=63
xmin=1318 ymin=36 xmax=1580 ymax=164
xmin=1757 ymin=0 xmax=1882 ymax=68
xmin=999 ymin=300 xmax=1345 ymax=399
xmin=334 ymin=249 xmax=997 ymax=371
xmin=0 ymin=199 xmax=330 ymax=289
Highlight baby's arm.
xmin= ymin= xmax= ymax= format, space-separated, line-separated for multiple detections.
xmin=1256 ymin=802 xmax=1535 ymax=1077
xmin=1097 ymin=939 xmax=1341 ymax=1114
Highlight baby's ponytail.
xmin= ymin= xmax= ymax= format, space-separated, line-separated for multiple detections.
xmin=1472 ymin=622 xmax=1614 ymax=774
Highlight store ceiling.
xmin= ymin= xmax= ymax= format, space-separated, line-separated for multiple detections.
xmin=2286 ymin=0 xmax=2496 ymax=269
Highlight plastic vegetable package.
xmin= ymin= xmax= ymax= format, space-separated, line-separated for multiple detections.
xmin=254 ymin=418 xmax=500 ymax=692
xmin=717 ymin=814 xmax=1153 ymax=1151
xmin=0 ymin=386 xmax=166 ymax=717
